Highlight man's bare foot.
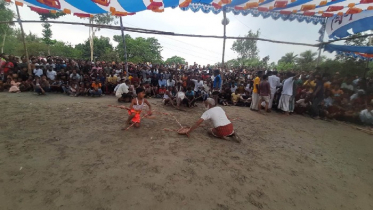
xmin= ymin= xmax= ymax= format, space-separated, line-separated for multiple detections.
xmin=231 ymin=132 xmax=241 ymax=143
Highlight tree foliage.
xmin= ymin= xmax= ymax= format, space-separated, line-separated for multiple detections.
xmin=114 ymin=34 xmax=163 ymax=63
xmin=38 ymin=11 xmax=66 ymax=55
xmin=278 ymin=52 xmax=297 ymax=64
xmin=165 ymin=56 xmax=186 ymax=64
xmin=231 ymin=30 xmax=260 ymax=65
xmin=0 ymin=1 xmax=14 ymax=53
xmin=75 ymin=36 xmax=113 ymax=60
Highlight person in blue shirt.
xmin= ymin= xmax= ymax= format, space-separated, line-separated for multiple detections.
xmin=185 ymin=87 xmax=195 ymax=107
xmin=212 ymin=69 xmax=222 ymax=105
xmin=158 ymin=75 xmax=167 ymax=87
xmin=213 ymin=70 xmax=222 ymax=90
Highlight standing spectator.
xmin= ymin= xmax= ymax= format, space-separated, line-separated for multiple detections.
xmin=278 ymin=72 xmax=298 ymax=115
xmin=258 ymin=75 xmax=271 ymax=113
xmin=268 ymin=71 xmax=281 ymax=109
xmin=250 ymin=71 xmax=262 ymax=111
xmin=311 ymin=74 xmax=324 ymax=119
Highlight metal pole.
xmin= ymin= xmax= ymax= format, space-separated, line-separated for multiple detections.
xmin=119 ymin=16 xmax=128 ymax=79
xmin=222 ymin=9 xmax=227 ymax=68
xmin=15 ymin=4 xmax=30 ymax=74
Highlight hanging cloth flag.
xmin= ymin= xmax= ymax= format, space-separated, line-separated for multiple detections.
xmin=326 ymin=10 xmax=373 ymax=39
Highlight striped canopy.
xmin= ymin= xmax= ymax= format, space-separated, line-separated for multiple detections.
xmin=9 ymin=0 xmax=373 ymax=20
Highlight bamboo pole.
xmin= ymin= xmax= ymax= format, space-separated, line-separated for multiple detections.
xmin=222 ymin=9 xmax=227 ymax=67
xmin=15 ymin=5 xmax=30 ymax=74
xmin=1 ymin=20 xmax=373 ymax=47
xmin=316 ymin=19 xmax=327 ymax=67
xmin=119 ymin=16 xmax=129 ymax=79
xmin=0 ymin=20 xmax=319 ymax=47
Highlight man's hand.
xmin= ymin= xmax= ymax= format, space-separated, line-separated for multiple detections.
xmin=147 ymin=110 xmax=152 ymax=116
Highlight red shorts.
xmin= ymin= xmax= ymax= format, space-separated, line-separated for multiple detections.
xmin=211 ymin=123 xmax=234 ymax=137
xmin=128 ymin=109 xmax=142 ymax=123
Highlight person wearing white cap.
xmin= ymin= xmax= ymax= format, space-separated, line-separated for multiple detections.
xmin=186 ymin=98 xmax=241 ymax=143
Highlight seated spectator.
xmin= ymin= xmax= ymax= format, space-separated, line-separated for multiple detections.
xmin=33 ymin=65 xmax=43 ymax=77
xmin=106 ymin=72 xmax=118 ymax=94
xmin=9 ymin=77 xmax=21 ymax=93
xmin=46 ymin=66 xmax=57 ymax=81
xmin=116 ymin=80 xmax=132 ymax=102
xmin=90 ymin=79 xmax=103 ymax=97
xmin=231 ymin=89 xmax=241 ymax=106
xmin=50 ymin=79 xmax=62 ymax=92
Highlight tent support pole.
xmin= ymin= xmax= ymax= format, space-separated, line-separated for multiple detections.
xmin=119 ymin=16 xmax=128 ymax=79
xmin=222 ymin=9 xmax=226 ymax=68
xmin=316 ymin=19 xmax=327 ymax=67
xmin=15 ymin=4 xmax=30 ymax=74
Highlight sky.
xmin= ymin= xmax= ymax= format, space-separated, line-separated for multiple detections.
xmin=9 ymin=4 xmax=333 ymax=66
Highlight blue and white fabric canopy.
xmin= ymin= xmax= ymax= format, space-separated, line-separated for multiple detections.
xmin=324 ymin=44 xmax=373 ymax=54
xmin=324 ymin=44 xmax=373 ymax=61
xmin=10 ymin=0 xmax=373 ymax=26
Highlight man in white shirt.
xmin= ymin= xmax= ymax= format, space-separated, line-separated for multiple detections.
xmin=268 ymin=71 xmax=281 ymax=109
xmin=46 ymin=67 xmax=57 ymax=81
xmin=186 ymin=98 xmax=240 ymax=143
xmin=33 ymin=65 xmax=43 ymax=77
xmin=278 ymin=72 xmax=299 ymax=115
xmin=166 ymin=77 xmax=175 ymax=87
xmin=116 ymin=80 xmax=131 ymax=102
xmin=191 ymin=77 xmax=204 ymax=92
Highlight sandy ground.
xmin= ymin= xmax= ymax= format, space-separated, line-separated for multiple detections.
xmin=0 ymin=92 xmax=372 ymax=210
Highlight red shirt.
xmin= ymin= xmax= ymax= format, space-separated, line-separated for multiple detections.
xmin=2 ymin=61 xmax=14 ymax=74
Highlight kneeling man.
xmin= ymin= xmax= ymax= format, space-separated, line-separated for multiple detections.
xmin=186 ymin=98 xmax=241 ymax=143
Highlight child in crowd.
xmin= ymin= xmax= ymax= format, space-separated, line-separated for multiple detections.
xmin=126 ymin=87 xmax=152 ymax=128
xmin=231 ymin=89 xmax=241 ymax=106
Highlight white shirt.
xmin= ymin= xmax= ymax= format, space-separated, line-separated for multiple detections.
xmin=203 ymin=83 xmax=210 ymax=93
xmin=167 ymin=79 xmax=175 ymax=87
xmin=177 ymin=91 xmax=185 ymax=100
xmin=191 ymin=79 xmax=203 ymax=92
xmin=201 ymin=107 xmax=231 ymax=128
xmin=33 ymin=68 xmax=43 ymax=77
xmin=115 ymin=83 xmax=129 ymax=98
xmin=230 ymin=86 xmax=237 ymax=93
xmin=245 ymin=84 xmax=251 ymax=92
xmin=46 ymin=70 xmax=57 ymax=80
xmin=268 ymin=75 xmax=281 ymax=92
xmin=359 ymin=109 xmax=373 ymax=124
xmin=115 ymin=69 xmax=122 ymax=76
xmin=281 ymin=77 xmax=294 ymax=96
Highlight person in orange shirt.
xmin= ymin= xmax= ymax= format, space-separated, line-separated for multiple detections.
xmin=181 ymin=74 xmax=188 ymax=88
xmin=90 ymin=79 xmax=102 ymax=96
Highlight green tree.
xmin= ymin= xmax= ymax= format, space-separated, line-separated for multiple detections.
xmin=231 ymin=30 xmax=260 ymax=65
xmin=296 ymin=50 xmax=317 ymax=71
xmin=277 ymin=62 xmax=296 ymax=71
xmin=278 ymin=52 xmax=297 ymax=64
xmin=38 ymin=12 xmax=65 ymax=55
xmin=50 ymin=41 xmax=81 ymax=58
xmin=89 ymin=14 xmax=117 ymax=61
xmin=75 ymin=36 xmax=113 ymax=60
xmin=226 ymin=59 xmax=240 ymax=67
xmin=0 ymin=1 xmax=14 ymax=53
xmin=114 ymin=34 xmax=163 ymax=63
xmin=165 ymin=56 xmax=186 ymax=64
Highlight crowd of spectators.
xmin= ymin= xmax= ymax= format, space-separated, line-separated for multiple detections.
xmin=1 ymin=53 xmax=372 ymax=125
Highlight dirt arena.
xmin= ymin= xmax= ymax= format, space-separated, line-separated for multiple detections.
xmin=1 ymin=92 xmax=372 ymax=210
